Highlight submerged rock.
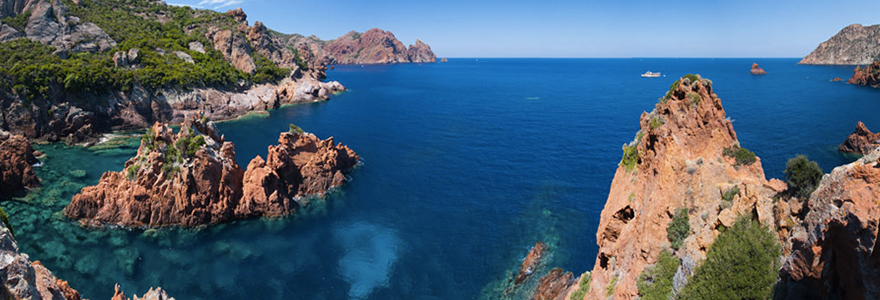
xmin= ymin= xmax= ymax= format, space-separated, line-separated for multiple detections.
xmin=514 ymin=242 xmax=547 ymax=285
xmin=531 ymin=268 xmax=573 ymax=300
xmin=65 ymin=113 xmax=359 ymax=227
xmin=750 ymin=63 xmax=767 ymax=75
xmin=0 ymin=130 xmax=39 ymax=194
xmin=838 ymin=121 xmax=880 ymax=155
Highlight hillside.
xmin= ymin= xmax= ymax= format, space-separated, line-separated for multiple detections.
xmin=0 ymin=0 xmax=344 ymax=144
xmin=800 ymin=23 xmax=880 ymax=65
xmin=282 ymin=28 xmax=436 ymax=65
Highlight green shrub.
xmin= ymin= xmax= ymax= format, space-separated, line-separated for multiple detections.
xmin=687 ymin=92 xmax=701 ymax=105
xmin=667 ymin=208 xmax=690 ymax=250
xmin=679 ymin=216 xmax=781 ymax=300
xmin=126 ymin=162 xmax=141 ymax=180
xmin=620 ymin=144 xmax=639 ymax=172
xmin=649 ymin=116 xmax=664 ymax=130
xmin=0 ymin=207 xmax=12 ymax=236
xmin=1 ymin=12 xmax=31 ymax=32
xmin=606 ymin=276 xmax=618 ymax=297
xmin=569 ymin=272 xmax=591 ymax=300
xmin=637 ymin=250 xmax=680 ymax=300
xmin=721 ymin=185 xmax=740 ymax=202
xmin=175 ymin=133 xmax=205 ymax=157
xmin=784 ymin=155 xmax=823 ymax=199
xmin=663 ymin=80 xmax=681 ymax=102
xmin=723 ymin=145 xmax=757 ymax=167
xmin=683 ymin=74 xmax=700 ymax=85
xmin=289 ymin=123 xmax=305 ymax=134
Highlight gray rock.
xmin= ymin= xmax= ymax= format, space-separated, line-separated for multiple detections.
xmin=128 ymin=47 xmax=140 ymax=64
xmin=173 ymin=50 xmax=194 ymax=64
xmin=188 ymin=41 xmax=205 ymax=53
xmin=113 ymin=51 xmax=128 ymax=67
xmin=0 ymin=23 xmax=22 ymax=42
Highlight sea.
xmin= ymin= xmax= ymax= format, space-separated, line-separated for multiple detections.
xmin=1 ymin=58 xmax=875 ymax=300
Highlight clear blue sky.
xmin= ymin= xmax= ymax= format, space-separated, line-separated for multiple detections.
xmin=169 ymin=0 xmax=880 ymax=58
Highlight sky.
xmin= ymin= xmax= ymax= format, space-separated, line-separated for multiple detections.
xmin=168 ymin=0 xmax=880 ymax=58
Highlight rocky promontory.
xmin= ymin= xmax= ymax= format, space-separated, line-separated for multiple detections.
xmin=284 ymin=28 xmax=436 ymax=65
xmin=838 ymin=121 xmax=880 ymax=155
xmin=0 ymin=214 xmax=82 ymax=300
xmin=800 ymin=23 xmax=880 ymax=65
xmin=847 ymin=60 xmax=880 ymax=87
xmin=64 ymin=113 xmax=359 ymax=227
xmin=750 ymin=63 xmax=767 ymax=75
xmin=0 ymin=130 xmax=39 ymax=194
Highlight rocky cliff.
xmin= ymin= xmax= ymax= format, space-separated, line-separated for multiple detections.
xmin=778 ymin=148 xmax=880 ymax=299
xmin=838 ymin=121 xmax=880 ymax=154
xmin=0 ymin=130 xmax=39 ymax=194
xmin=64 ymin=113 xmax=359 ymax=227
xmin=0 ymin=0 xmax=344 ymax=145
xmin=800 ymin=23 xmax=880 ymax=65
xmin=284 ymin=28 xmax=436 ymax=65
xmin=0 ymin=213 xmax=82 ymax=300
xmin=847 ymin=60 xmax=880 ymax=87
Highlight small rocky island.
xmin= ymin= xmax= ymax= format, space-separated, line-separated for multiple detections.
xmin=64 ymin=113 xmax=359 ymax=227
xmin=750 ymin=63 xmax=767 ymax=75
xmin=847 ymin=61 xmax=880 ymax=87
xmin=839 ymin=121 xmax=880 ymax=154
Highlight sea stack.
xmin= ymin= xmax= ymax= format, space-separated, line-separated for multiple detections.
xmin=750 ymin=63 xmax=767 ymax=75
xmin=838 ymin=121 xmax=880 ymax=155
xmin=847 ymin=61 xmax=880 ymax=87
xmin=64 ymin=113 xmax=359 ymax=227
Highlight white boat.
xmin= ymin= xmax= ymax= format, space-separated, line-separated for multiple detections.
xmin=641 ymin=71 xmax=661 ymax=78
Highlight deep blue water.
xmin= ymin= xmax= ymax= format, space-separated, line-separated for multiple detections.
xmin=2 ymin=58 xmax=878 ymax=300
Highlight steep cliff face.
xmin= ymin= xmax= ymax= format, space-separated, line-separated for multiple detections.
xmin=838 ymin=121 xmax=880 ymax=154
xmin=0 ymin=130 xmax=39 ymax=194
xmin=778 ymin=148 xmax=880 ymax=299
xmin=64 ymin=113 xmax=359 ymax=227
xmin=285 ymin=28 xmax=436 ymax=65
xmin=800 ymin=23 xmax=880 ymax=65
xmin=0 ymin=0 xmax=115 ymax=52
xmin=847 ymin=61 xmax=880 ymax=87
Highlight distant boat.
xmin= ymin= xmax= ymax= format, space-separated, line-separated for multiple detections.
xmin=641 ymin=71 xmax=662 ymax=78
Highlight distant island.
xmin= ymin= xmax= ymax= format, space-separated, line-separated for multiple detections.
xmin=278 ymin=28 xmax=436 ymax=65
xmin=800 ymin=23 xmax=880 ymax=65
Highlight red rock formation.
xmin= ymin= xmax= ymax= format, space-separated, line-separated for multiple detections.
xmin=838 ymin=121 xmax=880 ymax=154
xmin=0 ymin=130 xmax=39 ymax=194
xmin=0 ymin=221 xmax=81 ymax=300
xmin=65 ymin=113 xmax=359 ymax=227
xmin=110 ymin=284 xmax=175 ymax=300
xmin=515 ymin=242 xmax=547 ymax=285
xmin=573 ymin=76 xmax=782 ymax=299
xmin=531 ymin=268 xmax=573 ymax=300
xmin=847 ymin=61 xmax=880 ymax=87
xmin=318 ymin=28 xmax=436 ymax=64
xmin=779 ymin=148 xmax=880 ymax=299
xmin=832 ymin=77 xmax=844 ymax=82
xmin=750 ymin=63 xmax=767 ymax=75
xmin=407 ymin=39 xmax=436 ymax=63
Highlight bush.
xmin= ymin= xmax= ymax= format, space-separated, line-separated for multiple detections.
xmin=570 ymin=272 xmax=591 ymax=300
xmin=663 ymin=80 xmax=681 ymax=102
xmin=667 ymin=208 xmax=690 ymax=250
xmin=1 ymin=12 xmax=31 ymax=32
xmin=687 ymin=92 xmax=701 ymax=105
xmin=721 ymin=185 xmax=740 ymax=202
xmin=637 ymin=250 xmax=680 ymax=300
xmin=649 ymin=116 xmax=664 ymax=130
xmin=679 ymin=216 xmax=781 ymax=300
xmin=784 ymin=155 xmax=823 ymax=199
xmin=683 ymin=74 xmax=700 ymax=85
xmin=0 ymin=207 xmax=12 ymax=236
xmin=289 ymin=123 xmax=305 ymax=134
xmin=620 ymin=144 xmax=639 ymax=172
xmin=606 ymin=276 xmax=618 ymax=297
xmin=723 ymin=145 xmax=757 ymax=167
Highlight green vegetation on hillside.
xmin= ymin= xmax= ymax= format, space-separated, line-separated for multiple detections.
xmin=0 ymin=207 xmax=13 ymax=236
xmin=569 ymin=272 xmax=591 ymax=300
xmin=1 ymin=12 xmax=30 ymax=32
xmin=667 ymin=208 xmax=690 ymax=250
xmin=784 ymin=155 xmax=823 ymax=199
xmin=0 ymin=0 xmax=295 ymax=101
xmin=637 ymin=250 xmax=680 ymax=300
xmin=679 ymin=216 xmax=781 ymax=300
xmin=723 ymin=145 xmax=757 ymax=167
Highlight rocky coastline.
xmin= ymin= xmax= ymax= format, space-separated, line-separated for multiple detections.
xmin=800 ymin=23 xmax=880 ymax=65
xmin=283 ymin=28 xmax=436 ymax=65
xmin=0 ymin=130 xmax=39 ymax=195
xmin=847 ymin=60 xmax=880 ymax=87
xmin=63 ymin=113 xmax=359 ymax=227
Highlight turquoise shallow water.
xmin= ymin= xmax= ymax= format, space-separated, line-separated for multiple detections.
xmin=2 ymin=59 xmax=878 ymax=299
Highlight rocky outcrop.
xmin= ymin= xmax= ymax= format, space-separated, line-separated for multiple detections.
xmin=0 ymin=216 xmax=82 ymax=300
xmin=778 ymin=148 xmax=880 ymax=299
xmin=838 ymin=121 xmax=880 ymax=154
xmin=531 ymin=268 xmax=573 ymax=300
xmin=847 ymin=61 xmax=880 ymax=87
xmin=64 ymin=113 xmax=359 ymax=227
xmin=0 ymin=130 xmax=39 ymax=194
xmin=111 ymin=284 xmax=175 ymax=300
xmin=750 ymin=63 xmax=767 ymax=75
xmin=514 ymin=242 xmax=547 ymax=285
xmin=832 ymin=77 xmax=844 ymax=82
xmin=0 ymin=0 xmax=115 ymax=53
xmin=407 ymin=39 xmax=436 ymax=63
xmin=800 ymin=23 xmax=880 ymax=65
xmin=284 ymin=28 xmax=436 ymax=65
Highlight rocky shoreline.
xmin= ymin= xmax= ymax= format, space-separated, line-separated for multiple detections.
xmin=847 ymin=60 xmax=880 ymax=87
xmin=838 ymin=121 xmax=880 ymax=154
xmin=63 ymin=113 xmax=359 ymax=227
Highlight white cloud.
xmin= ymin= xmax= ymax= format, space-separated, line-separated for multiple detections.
xmin=197 ymin=0 xmax=244 ymax=9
